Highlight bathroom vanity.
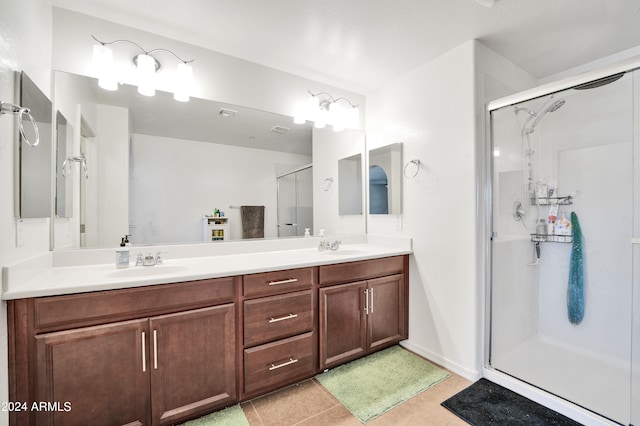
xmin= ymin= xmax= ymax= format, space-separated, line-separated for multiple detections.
xmin=4 ymin=239 xmax=410 ymax=426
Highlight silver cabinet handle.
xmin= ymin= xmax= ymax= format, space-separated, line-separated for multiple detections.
xmin=364 ymin=289 xmax=369 ymax=314
xmin=269 ymin=358 xmax=298 ymax=371
xmin=370 ymin=287 xmax=374 ymax=313
xmin=269 ymin=313 xmax=298 ymax=323
xmin=141 ymin=331 xmax=146 ymax=372
xmin=268 ymin=278 xmax=298 ymax=286
xmin=153 ymin=330 xmax=158 ymax=370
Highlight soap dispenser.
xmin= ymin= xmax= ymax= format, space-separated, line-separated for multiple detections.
xmin=116 ymin=238 xmax=130 ymax=269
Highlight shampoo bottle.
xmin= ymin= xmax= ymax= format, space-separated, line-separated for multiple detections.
xmin=555 ymin=211 xmax=572 ymax=236
xmin=116 ymin=238 xmax=130 ymax=269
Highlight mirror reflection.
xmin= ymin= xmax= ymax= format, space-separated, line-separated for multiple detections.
xmin=18 ymin=72 xmax=52 ymax=218
xmin=369 ymin=143 xmax=402 ymax=215
xmin=338 ymin=153 xmax=363 ymax=215
xmin=53 ymin=71 xmax=366 ymax=248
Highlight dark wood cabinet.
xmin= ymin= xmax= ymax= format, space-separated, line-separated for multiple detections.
xmin=318 ymin=281 xmax=368 ymax=368
xmin=35 ymin=319 xmax=150 ymax=426
xmin=241 ymin=268 xmax=317 ymax=399
xmin=8 ymin=255 xmax=408 ymax=425
xmin=318 ymin=256 xmax=408 ymax=370
xmin=150 ymin=305 xmax=236 ymax=425
xmin=10 ymin=277 xmax=238 ymax=426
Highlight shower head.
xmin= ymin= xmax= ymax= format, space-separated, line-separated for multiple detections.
xmin=523 ymin=99 xmax=565 ymax=134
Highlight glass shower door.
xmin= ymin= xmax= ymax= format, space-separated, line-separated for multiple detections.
xmin=489 ymin=71 xmax=634 ymax=424
xmin=277 ymin=166 xmax=313 ymax=237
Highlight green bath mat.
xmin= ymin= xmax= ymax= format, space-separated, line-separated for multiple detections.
xmin=316 ymin=345 xmax=450 ymax=423
xmin=179 ymin=404 xmax=249 ymax=426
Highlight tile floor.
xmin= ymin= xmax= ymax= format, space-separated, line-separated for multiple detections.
xmin=240 ymin=370 xmax=472 ymax=425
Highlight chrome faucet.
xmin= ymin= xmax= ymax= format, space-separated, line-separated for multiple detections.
xmin=139 ymin=251 xmax=165 ymax=266
xmin=143 ymin=253 xmax=156 ymax=266
xmin=330 ymin=240 xmax=342 ymax=251
xmin=318 ymin=239 xmax=330 ymax=251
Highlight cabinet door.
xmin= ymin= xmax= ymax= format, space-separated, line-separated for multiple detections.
xmin=367 ymin=274 xmax=405 ymax=351
xmin=149 ymin=304 xmax=236 ymax=426
xmin=35 ymin=319 xmax=149 ymax=426
xmin=319 ymin=281 xmax=367 ymax=370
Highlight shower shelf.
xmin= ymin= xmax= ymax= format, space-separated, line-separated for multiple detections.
xmin=530 ymin=234 xmax=572 ymax=243
xmin=530 ymin=195 xmax=573 ymax=206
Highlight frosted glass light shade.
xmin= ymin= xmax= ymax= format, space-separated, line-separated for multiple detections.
xmin=314 ymin=108 xmax=328 ymax=129
xmin=346 ymin=106 xmax=360 ymax=129
xmin=136 ymin=54 xmax=156 ymax=96
xmin=329 ymin=102 xmax=344 ymax=132
xmin=306 ymin=95 xmax=319 ymax=121
xmin=92 ymin=44 xmax=117 ymax=91
xmin=173 ymin=62 xmax=193 ymax=102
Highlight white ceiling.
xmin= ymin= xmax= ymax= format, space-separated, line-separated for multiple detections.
xmin=50 ymin=0 xmax=640 ymax=94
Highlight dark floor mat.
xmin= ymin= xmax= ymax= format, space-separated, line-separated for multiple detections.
xmin=441 ymin=379 xmax=583 ymax=426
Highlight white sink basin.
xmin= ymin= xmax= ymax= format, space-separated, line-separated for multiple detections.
xmin=106 ymin=265 xmax=188 ymax=278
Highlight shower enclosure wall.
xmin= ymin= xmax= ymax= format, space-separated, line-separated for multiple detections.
xmin=487 ymin=60 xmax=640 ymax=425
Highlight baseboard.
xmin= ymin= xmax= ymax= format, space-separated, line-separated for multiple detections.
xmin=399 ymin=340 xmax=481 ymax=382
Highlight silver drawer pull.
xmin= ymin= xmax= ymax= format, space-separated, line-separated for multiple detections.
xmin=268 ymin=278 xmax=298 ymax=286
xmin=269 ymin=313 xmax=298 ymax=323
xmin=364 ymin=289 xmax=369 ymax=314
xmin=153 ymin=329 xmax=158 ymax=370
xmin=141 ymin=331 xmax=146 ymax=372
xmin=269 ymin=358 xmax=298 ymax=371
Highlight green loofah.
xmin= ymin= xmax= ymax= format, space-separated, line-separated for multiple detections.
xmin=568 ymin=211 xmax=585 ymax=325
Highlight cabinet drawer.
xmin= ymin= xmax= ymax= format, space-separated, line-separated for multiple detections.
xmin=244 ymin=332 xmax=315 ymax=397
xmin=33 ymin=277 xmax=237 ymax=332
xmin=319 ymin=256 xmax=405 ymax=286
xmin=243 ymin=267 xmax=314 ymax=298
xmin=244 ymin=290 xmax=313 ymax=347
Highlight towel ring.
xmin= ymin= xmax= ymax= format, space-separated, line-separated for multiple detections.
xmin=0 ymin=101 xmax=40 ymax=147
xmin=61 ymin=155 xmax=89 ymax=179
xmin=322 ymin=177 xmax=334 ymax=191
xmin=403 ymin=159 xmax=420 ymax=179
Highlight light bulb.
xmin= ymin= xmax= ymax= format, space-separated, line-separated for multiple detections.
xmin=174 ymin=62 xmax=192 ymax=102
xmin=136 ymin=53 xmax=156 ymax=96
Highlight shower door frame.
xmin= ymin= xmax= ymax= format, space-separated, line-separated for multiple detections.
xmin=482 ymin=56 xmax=640 ymax=426
xmin=276 ymin=163 xmax=313 ymax=238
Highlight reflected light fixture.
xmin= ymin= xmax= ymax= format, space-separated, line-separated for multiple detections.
xmin=294 ymin=91 xmax=359 ymax=132
xmin=91 ymin=35 xmax=194 ymax=102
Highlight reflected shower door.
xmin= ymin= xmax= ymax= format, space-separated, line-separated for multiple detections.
xmin=489 ymin=71 xmax=634 ymax=424
xmin=277 ymin=166 xmax=312 ymax=237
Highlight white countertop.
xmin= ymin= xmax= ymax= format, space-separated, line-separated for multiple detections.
xmin=2 ymin=235 xmax=412 ymax=300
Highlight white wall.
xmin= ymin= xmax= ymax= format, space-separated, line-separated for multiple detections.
xmin=0 ymin=1 xmax=52 ymax=424
xmin=366 ymin=41 xmax=479 ymax=378
xmin=365 ymin=40 xmax=538 ymax=379
xmin=130 ymin=134 xmax=311 ymax=244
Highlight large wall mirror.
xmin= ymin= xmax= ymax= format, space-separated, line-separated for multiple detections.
xmin=368 ymin=143 xmax=402 ymax=215
xmin=52 ymin=71 xmax=366 ymax=249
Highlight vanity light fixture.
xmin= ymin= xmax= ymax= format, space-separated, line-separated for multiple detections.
xmin=294 ymin=91 xmax=359 ymax=132
xmin=91 ymin=35 xmax=194 ymax=102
